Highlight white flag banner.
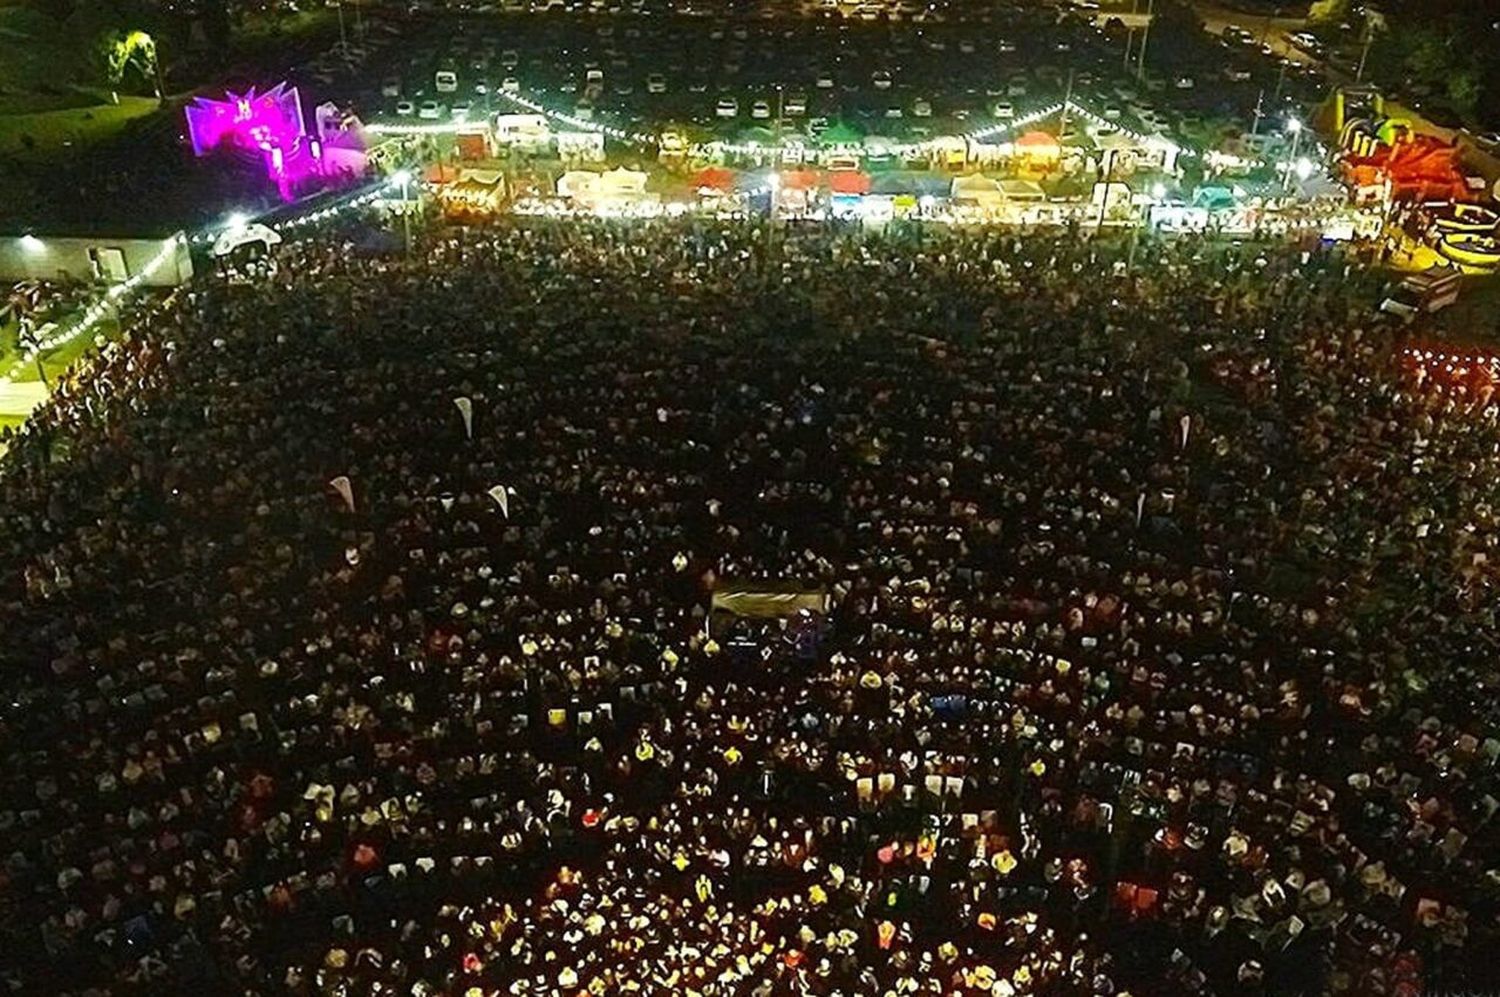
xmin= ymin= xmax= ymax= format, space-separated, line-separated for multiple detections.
xmin=1136 ymin=492 xmax=1146 ymax=527
xmin=440 ymin=493 xmax=455 ymax=513
xmin=1179 ymin=414 xmax=1191 ymax=450
xmin=330 ymin=475 xmax=356 ymax=513
xmin=488 ymin=484 xmax=511 ymax=518
xmin=454 ymin=396 xmax=474 ymax=440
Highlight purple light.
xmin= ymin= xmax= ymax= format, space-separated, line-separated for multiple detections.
xmin=185 ymin=83 xmax=316 ymax=200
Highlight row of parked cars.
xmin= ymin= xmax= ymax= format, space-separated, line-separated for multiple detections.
xmin=329 ymin=0 xmax=1325 ymax=146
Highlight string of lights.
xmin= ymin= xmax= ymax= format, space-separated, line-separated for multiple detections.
xmin=361 ymin=86 xmax=1193 ymax=163
xmin=0 ymin=235 xmax=185 ymax=383
xmin=1402 ymin=346 xmax=1500 ymax=371
xmin=491 ymin=89 xmax=657 ymax=146
xmin=1 ymin=86 xmax=1290 ymax=401
xmin=2 ymin=176 xmax=414 ymax=387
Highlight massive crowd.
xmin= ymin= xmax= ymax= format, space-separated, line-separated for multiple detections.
xmin=0 ymin=217 xmax=1496 ymax=996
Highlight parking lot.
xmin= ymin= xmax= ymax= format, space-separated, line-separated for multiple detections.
xmin=292 ymin=3 xmax=1325 ymax=150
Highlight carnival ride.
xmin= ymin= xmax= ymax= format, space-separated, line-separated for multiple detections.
xmin=1436 ymin=232 xmax=1500 ymax=271
xmin=1339 ymin=117 xmax=1471 ymax=204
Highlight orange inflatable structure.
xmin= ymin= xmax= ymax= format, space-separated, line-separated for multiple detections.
xmin=1340 ymin=118 xmax=1471 ymax=203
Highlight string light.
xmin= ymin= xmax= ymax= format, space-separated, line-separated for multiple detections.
xmin=8 ymin=84 xmax=1306 ymax=402
xmin=0 ymin=234 xmax=186 ymax=383
xmin=364 ymin=88 xmax=1190 ymax=163
xmin=5 ymin=175 xmax=414 ymax=387
xmin=492 ymin=89 xmax=656 ymax=146
xmin=366 ymin=121 xmax=477 ymax=136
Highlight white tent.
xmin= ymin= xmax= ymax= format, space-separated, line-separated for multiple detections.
xmin=212 ymin=222 xmax=282 ymax=258
xmin=494 ymin=114 xmax=550 ymax=149
xmin=950 ymin=174 xmax=1002 ymax=199
xmin=599 ymin=167 xmax=649 ymax=196
xmin=999 ymin=179 xmax=1047 ymax=202
xmin=458 ymin=168 xmax=505 ymax=186
xmin=556 ymin=170 xmax=603 ymax=200
xmin=557 ymin=130 xmax=606 ymax=162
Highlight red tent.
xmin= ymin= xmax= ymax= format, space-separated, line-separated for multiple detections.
xmin=780 ymin=169 xmax=821 ymax=191
xmin=1016 ymin=131 xmax=1062 ymax=157
xmin=829 ymin=171 xmax=872 ymax=195
xmin=693 ymin=167 xmax=736 ymax=192
xmin=455 ymin=132 xmax=488 ymax=160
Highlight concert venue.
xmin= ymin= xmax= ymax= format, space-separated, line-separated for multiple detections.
xmin=0 ymin=0 xmax=1497 ymax=993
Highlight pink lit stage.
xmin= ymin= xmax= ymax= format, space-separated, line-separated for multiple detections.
xmin=185 ymin=83 xmax=367 ymax=201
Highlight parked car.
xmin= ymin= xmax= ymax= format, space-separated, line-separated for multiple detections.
xmin=715 ymin=96 xmax=738 ymax=118
xmin=871 ymin=69 xmax=892 ymax=90
xmin=418 ymin=99 xmax=442 ymax=119
xmin=395 ymin=99 xmax=415 ymax=116
xmin=647 ymin=72 xmax=667 ymax=93
xmin=751 ymin=99 xmax=771 ymax=119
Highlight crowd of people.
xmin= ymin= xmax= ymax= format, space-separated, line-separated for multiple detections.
xmin=0 ymin=216 xmax=1496 ymax=996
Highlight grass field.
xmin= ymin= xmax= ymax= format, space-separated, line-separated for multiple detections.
xmin=0 ymin=311 xmax=119 ymax=432
xmin=0 ymin=95 xmax=161 ymax=160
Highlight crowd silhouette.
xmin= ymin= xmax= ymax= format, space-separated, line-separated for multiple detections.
xmin=0 ymin=217 xmax=1495 ymax=996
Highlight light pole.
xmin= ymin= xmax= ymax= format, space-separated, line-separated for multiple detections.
xmin=1095 ymin=148 xmax=1116 ymax=230
xmin=1354 ymin=10 xmax=1375 ymax=83
xmin=774 ymin=84 xmax=784 ymax=149
xmin=1282 ymin=117 xmax=1302 ymax=192
xmin=393 ymin=170 xmax=413 ymax=257
xmin=766 ymin=171 xmax=780 ymax=266
xmin=1135 ymin=0 xmax=1154 ymax=81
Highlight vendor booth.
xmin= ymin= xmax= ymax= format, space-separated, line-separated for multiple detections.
xmin=829 ymin=170 xmax=872 ymax=196
xmin=440 ymin=170 xmax=506 ymax=216
xmin=951 ymin=174 xmax=1005 ymax=215
xmin=557 ymin=170 xmax=603 ymax=202
xmin=925 ymin=135 xmax=968 ymax=170
xmin=494 ymin=114 xmax=550 ymax=153
xmin=1015 ymin=131 xmax=1063 ymax=177
xmin=693 ymin=167 xmax=737 ymax=196
xmin=861 ymin=135 xmax=903 ymax=171
xmin=557 ymin=130 xmax=607 ymax=163
xmin=998 ymin=179 xmax=1047 ymax=203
